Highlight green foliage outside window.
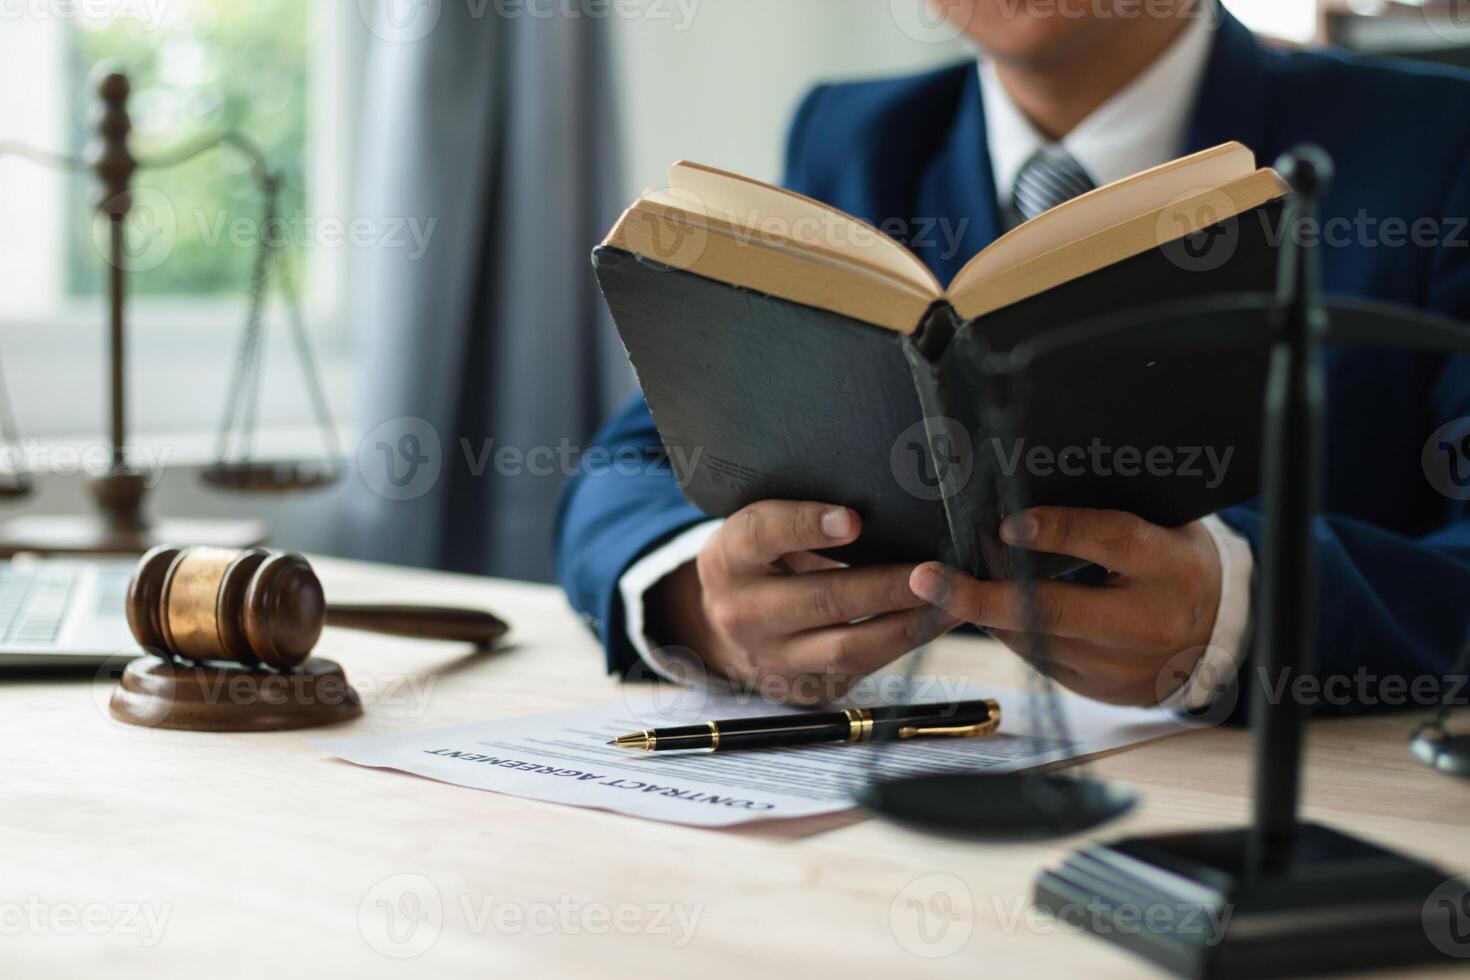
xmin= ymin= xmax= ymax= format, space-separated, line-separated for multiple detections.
xmin=65 ymin=0 xmax=309 ymax=298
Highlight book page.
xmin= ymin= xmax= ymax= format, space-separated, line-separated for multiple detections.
xmin=948 ymin=142 xmax=1256 ymax=296
xmin=668 ymin=160 xmax=941 ymax=296
xmin=949 ymin=169 xmax=1288 ymax=321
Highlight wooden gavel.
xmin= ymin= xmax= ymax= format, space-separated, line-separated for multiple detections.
xmin=126 ymin=545 xmax=509 ymax=670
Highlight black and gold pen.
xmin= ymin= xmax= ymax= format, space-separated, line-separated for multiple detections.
xmin=607 ymin=699 xmax=1000 ymax=752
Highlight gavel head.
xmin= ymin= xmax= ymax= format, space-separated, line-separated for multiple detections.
xmin=127 ymin=546 xmax=327 ymax=670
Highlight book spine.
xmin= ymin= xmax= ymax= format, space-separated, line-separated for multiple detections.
xmin=949 ymin=325 xmax=1091 ymax=584
xmin=902 ymin=304 xmax=991 ymax=580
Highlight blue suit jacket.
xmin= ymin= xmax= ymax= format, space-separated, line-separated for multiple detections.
xmin=556 ymin=13 xmax=1470 ymax=716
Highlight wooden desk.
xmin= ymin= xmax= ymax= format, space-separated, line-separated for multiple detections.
xmin=5 ymin=558 xmax=1468 ymax=978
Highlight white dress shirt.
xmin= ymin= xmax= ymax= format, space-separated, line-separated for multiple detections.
xmin=618 ymin=10 xmax=1255 ymax=710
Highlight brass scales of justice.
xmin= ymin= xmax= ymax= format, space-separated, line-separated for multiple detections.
xmin=0 ymin=70 xmax=342 ymax=555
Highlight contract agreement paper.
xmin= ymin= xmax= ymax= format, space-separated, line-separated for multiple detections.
xmin=314 ymin=686 xmax=1183 ymax=828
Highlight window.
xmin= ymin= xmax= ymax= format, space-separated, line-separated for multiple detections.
xmin=0 ymin=0 xmax=357 ymax=448
xmin=1226 ymin=0 xmax=1320 ymax=44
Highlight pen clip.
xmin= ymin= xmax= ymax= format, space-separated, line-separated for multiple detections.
xmin=897 ymin=714 xmax=1001 ymax=740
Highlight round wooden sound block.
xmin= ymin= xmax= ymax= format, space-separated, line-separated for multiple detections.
xmin=109 ymin=657 xmax=362 ymax=732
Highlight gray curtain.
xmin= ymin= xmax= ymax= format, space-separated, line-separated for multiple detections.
xmin=340 ymin=1 xmax=632 ymax=580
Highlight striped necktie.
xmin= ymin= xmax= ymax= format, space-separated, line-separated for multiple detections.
xmin=1010 ymin=149 xmax=1097 ymax=225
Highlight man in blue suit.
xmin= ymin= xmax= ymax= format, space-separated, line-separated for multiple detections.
xmin=556 ymin=0 xmax=1470 ymax=716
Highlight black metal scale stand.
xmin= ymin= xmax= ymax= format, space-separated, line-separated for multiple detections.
xmin=1024 ymin=148 xmax=1467 ymax=977
xmin=860 ymin=146 xmax=1470 ymax=975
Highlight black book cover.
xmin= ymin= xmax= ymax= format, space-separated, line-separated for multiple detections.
xmin=592 ymin=200 xmax=1283 ymax=579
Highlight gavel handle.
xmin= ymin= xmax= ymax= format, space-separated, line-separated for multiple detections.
xmin=323 ymin=604 xmax=509 ymax=647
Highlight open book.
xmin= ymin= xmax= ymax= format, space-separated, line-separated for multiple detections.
xmin=594 ymin=144 xmax=1288 ymax=578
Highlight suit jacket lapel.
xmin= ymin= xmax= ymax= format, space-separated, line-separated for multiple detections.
xmin=913 ymin=66 xmax=1003 ymax=286
xmin=1186 ymin=9 xmax=1270 ymax=157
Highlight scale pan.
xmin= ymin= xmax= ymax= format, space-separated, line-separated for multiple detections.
xmin=857 ymin=771 xmax=1136 ymax=840
xmin=200 ymin=460 xmax=342 ymax=493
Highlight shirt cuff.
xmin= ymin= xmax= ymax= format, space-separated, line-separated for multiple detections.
xmin=1161 ymin=513 xmax=1255 ymax=712
xmin=618 ymin=519 xmax=724 ymax=683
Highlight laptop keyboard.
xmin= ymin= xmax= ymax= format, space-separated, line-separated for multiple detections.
xmin=0 ymin=565 xmax=82 ymax=645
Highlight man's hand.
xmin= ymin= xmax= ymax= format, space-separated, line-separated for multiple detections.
xmin=647 ymin=500 xmax=959 ymax=704
xmin=909 ymin=507 xmax=1222 ymax=706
